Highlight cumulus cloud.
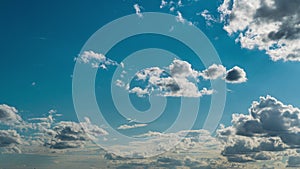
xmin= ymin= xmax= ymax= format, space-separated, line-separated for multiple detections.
xmin=133 ymin=4 xmax=143 ymax=18
xmin=77 ymin=50 xmax=118 ymax=69
xmin=217 ymin=95 xmax=300 ymax=162
xmin=0 ymin=104 xmax=22 ymax=125
xmin=225 ymin=66 xmax=247 ymax=83
xmin=130 ymin=60 xmax=212 ymax=97
xmin=200 ymin=64 xmax=226 ymax=80
xmin=117 ymin=123 xmax=148 ymax=130
xmin=129 ymin=87 xmax=149 ymax=97
xmin=44 ymin=118 xmax=108 ymax=150
xmin=0 ymin=130 xmax=21 ymax=147
xmin=124 ymin=59 xmax=246 ymax=98
xmin=218 ymin=0 xmax=300 ymax=61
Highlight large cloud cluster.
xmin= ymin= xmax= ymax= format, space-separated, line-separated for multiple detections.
xmin=217 ymin=95 xmax=300 ymax=163
xmin=127 ymin=59 xmax=247 ymax=97
xmin=0 ymin=104 xmax=108 ymax=153
xmin=218 ymin=0 xmax=300 ymax=61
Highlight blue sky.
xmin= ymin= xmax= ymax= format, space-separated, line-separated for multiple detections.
xmin=1 ymin=0 xmax=300 ymax=168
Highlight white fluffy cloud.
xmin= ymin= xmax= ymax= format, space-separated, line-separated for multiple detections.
xmin=218 ymin=0 xmax=300 ymax=61
xmin=77 ymin=50 xmax=118 ymax=69
xmin=200 ymin=64 xmax=226 ymax=80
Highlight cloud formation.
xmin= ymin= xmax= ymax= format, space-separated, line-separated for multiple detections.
xmin=200 ymin=64 xmax=226 ymax=80
xmin=122 ymin=59 xmax=247 ymax=98
xmin=225 ymin=66 xmax=247 ymax=83
xmin=217 ymin=95 xmax=300 ymax=162
xmin=117 ymin=123 xmax=147 ymax=130
xmin=218 ymin=0 xmax=300 ymax=61
xmin=77 ymin=50 xmax=118 ymax=69
xmin=44 ymin=118 xmax=108 ymax=150
xmin=133 ymin=4 xmax=143 ymax=18
xmin=0 ymin=104 xmax=22 ymax=125
xmin=0 ymin=130 xmax=22 ymax=153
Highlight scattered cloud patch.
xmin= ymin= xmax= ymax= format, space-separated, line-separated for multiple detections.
xmin=133 ymin=4 xmax=143 ymax=18
xmin=199 ymin=10 xmax=218 ymax=26
xmin=77 ymin=50 xmax=118 ymax=69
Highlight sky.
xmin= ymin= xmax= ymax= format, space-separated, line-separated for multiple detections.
xmin=1 ymin=0 xmax=300 ymax=168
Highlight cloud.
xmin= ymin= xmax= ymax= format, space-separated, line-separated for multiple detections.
xmin=218 ymin=0 xmax=300 ymax=61
xmin=0 ymin=130 xmax=21 ymax=147
xmin=200 ymin=64 xmax=226 ymax=80
xmin=108 ymin=129 xmax=222 ymax=159
xmin=225 ymin=66 xmax=247 ymax=83
xmin=44 ymin=118 xmax=108 ymax=150
xmin=77 ymin=50 xmax=118 ymax=69
xmin=117 ymin=123 xmax=148 ymax=130
xmin=176 ymin=11 xmax=185 ymax=23
xmin=130 ymin=60 xmax=213 ymax=97
xmin=201 ymin=64 xmax=247 ymax=84
xmin=200 ymin=10 xmax=218 ymax=26
xmin=122 ymin=59 xmax=246 ymax=97
xmin=217 ymin=95 xmax=300 ymax=162
xmin=129 ymin=87 xmax=149 ymax=97
xmin=133 ymin=4 xmax=143 ymax=18
xmin=0 ymin=104 xmax=22 ymax=126
xmin=0 ymin=130 xmax=22 ymax=153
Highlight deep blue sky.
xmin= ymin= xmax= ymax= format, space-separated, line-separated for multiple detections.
xmin=1 ymin=0 xmax=300 ymax=129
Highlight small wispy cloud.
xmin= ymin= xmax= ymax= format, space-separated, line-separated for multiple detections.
xmin=117 ymin=123 xmax=148 ymax=130
xmin=133 ymin=4 xmax=143 ymax=18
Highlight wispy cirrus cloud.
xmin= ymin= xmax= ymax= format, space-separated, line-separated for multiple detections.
xmin=117 ymin=123 xmax=148 ymax=130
